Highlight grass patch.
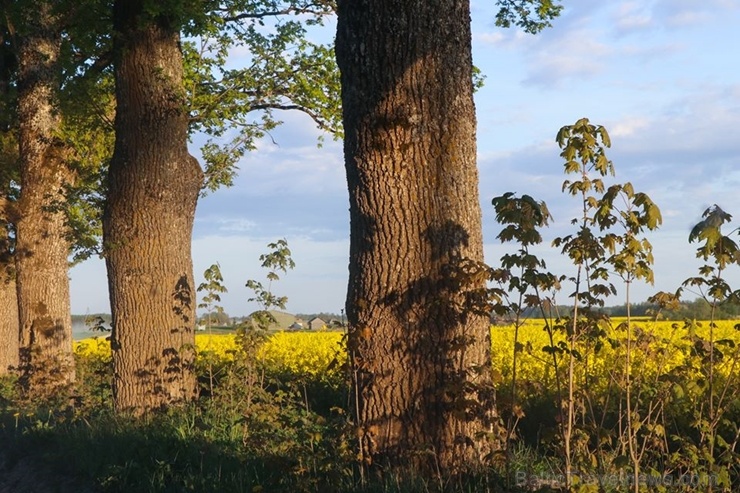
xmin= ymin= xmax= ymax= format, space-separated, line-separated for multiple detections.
xmin=3 ymin=322 xmax=740 ymax=492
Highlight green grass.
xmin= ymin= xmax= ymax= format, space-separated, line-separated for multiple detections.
xmin=4 ymin=321 xmax=740 ymax=493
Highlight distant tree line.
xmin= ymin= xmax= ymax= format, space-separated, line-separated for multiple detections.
xmin=497 ymin=299 xmax=740 ymax=323
xmin=604 ymin=298 xmax=740 ymax=320
xmin=295 ymin=312 xmax=343 ymax=323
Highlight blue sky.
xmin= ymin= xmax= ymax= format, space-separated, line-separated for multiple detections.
xmin=70 ymin=0 xmax=740 ymax=317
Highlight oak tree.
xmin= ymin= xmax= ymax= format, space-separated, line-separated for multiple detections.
xmin=0 ymin=207 xmax=16 ymax=376
xmin=13 ymin=0 xmax=75 ymax=392
xmin=104 ymin=0 xmax=339 ymax=412
xmin=1 ymin=0 xmax=112 ymax=389
xmin=104 ymin=0 xmax=203 ymax=411
xmin=337 ymin=0 xmax=495 ymax=473
xmin=0 ymin=23 xmax=18 ymax=375
xmin=336 ymin=0 xmax=561 ymax=473
xmin=0 ymin=262 xmax=17 ymax=376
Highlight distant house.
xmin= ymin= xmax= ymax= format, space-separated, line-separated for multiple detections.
xmin=246 ymin=310 xmax=301 ymax=331
xmin=308 ymin=317 xmax=326 ymax=330
xmin=288 ymin=322 xmax=303 ymax=331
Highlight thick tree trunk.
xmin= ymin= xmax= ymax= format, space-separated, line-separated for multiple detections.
xmin=15 ymin=2 xmax=75 ymax=393
xmin=0 ymin=25 xmax=18 ymax=377
xmin=104 ymin=1 xmax=203 ymax=413
xmin=0 ymin=277 xmax=18 ymax=375
xmin=336 ymin=0 xmax=497 ymax=474
xmin=0 ymin=235 xmax=18 ymax=374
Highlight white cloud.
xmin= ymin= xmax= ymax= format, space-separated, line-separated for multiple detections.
xmin=613 ymin=2 xmax=654 ymax=34
xmin=609 ymin=117 xmax=650 ymax=137
xmin=214 ymin=218 xmax=257 ymax=233
xmin=652 ymin=0 xmax=738 ymax=29
xmin=523 ymin=39 xmax=609 ymax=88
xmin=618 ymin=42 xmax=683 ymax=63
xmin=476 ymin=31 xmax=506 ymax=46
xmin=500 ymin=0 xmax=737 ymax=89
xmin=611 ymin=84 xmax=740 ymax=160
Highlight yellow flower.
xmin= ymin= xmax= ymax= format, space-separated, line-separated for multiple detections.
xmin=74 ymin=320 xmax=739 ymax=393
xmin=74 ymin=337 xmax=112 ymax=361
xmin=258 ymin=332 xmax=345 ymax=380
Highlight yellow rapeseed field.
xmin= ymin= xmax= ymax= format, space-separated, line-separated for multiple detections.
xmin=74 ymin=336 xmax=113 ymax=361
xmin=257 ymin=331 xmax=344 ymax=379
xmin=74 ymin=320 xmax=740 ymax=390
xmin=74 ymin=331 xmax=346 ymax=380
xmin=491 ymin=318 xmax=740 ymax=392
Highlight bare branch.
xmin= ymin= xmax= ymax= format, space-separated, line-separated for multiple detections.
xmin=248 ymin=102 xmax=340 ymax=135
xmin=220 ymin=3 xmax=333 ymax=22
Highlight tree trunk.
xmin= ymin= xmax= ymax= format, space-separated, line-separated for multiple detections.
xmin=0 ymin=277 xmax=18 ymax=375
xmin=104 ymin=1 xmax=203 ymax=413
xmin=0 ymin=229 xmax=18 ymax=374
xmin=0 ymin=23 xmax=18 ymax=377
xmin=15 ymin=2 xmax=75 ymax=394
xmin=336 ymin=0 xmax=497 ymax=474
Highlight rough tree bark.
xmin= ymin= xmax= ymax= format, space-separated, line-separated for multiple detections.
xmin=0 ymin=190 xmax=17 ymax=378
xmin=14 ymin=1 xmax=75 ymax=392
xmin=103 ymin=0 xmax=203 ymax=413
xmin=0 ymin=26 xmax=18 ymax=375
xmin=336 ymin=0 xmax=497 ymax=474
xmin=0 ymin=226 xmax=18 ymax=375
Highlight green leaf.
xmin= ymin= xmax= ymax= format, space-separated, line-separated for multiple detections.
xmin=494 ymin=0 xmax=564 ymax=34
xmin=612 ymin=455 xmax=630 ymax=469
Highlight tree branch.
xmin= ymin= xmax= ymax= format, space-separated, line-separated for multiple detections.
xmin=220 ymin=3 xmax=333 ymax=22
xmin=248 ymin=102 xmax=341 ymax=135
xmin=82 ymin=49 xmax=113 ymax=77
